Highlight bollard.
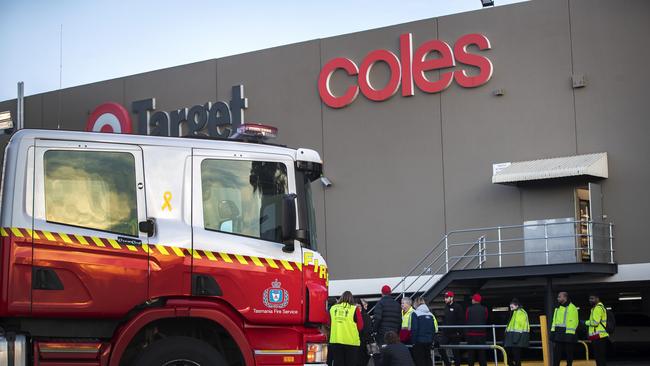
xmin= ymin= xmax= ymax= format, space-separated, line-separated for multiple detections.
xmin=540 ymin=315 xmax=550 ymax=366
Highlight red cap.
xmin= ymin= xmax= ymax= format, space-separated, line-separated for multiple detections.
xmin=472 ymin=293 xmax=482 ymax=302
xmin=381 ymin=285 xmax=391 ymax=295
xmin=444 ymin=291 xmax=454 ymax=298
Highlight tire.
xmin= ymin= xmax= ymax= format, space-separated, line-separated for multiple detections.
xmin=133 ymin=336 xmax=227 ymax=366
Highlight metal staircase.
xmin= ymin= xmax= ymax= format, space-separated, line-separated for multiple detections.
xmin=390 ymin=220 xmax=616 ymax=314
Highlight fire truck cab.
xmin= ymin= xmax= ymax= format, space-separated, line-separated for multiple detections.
xmin=0 ymin=128 xmax=329 ymax=366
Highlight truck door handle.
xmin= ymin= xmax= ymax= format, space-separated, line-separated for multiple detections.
xmin=139 ymin=218 xmax=156 ymax=237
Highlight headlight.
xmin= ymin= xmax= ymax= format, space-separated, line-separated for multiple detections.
xmin=306 ymin=343 xmax=328 ymax=363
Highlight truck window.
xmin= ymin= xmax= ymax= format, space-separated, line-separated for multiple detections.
xmin=201 ymin=159 xmax=288 ymax=243
xmin=44 ymin=150 xmax=138 ymax=236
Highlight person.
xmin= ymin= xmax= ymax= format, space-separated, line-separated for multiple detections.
xmin=439 ymin=291 xmax=463 ymax=366
xmin=373 ymin=285 xmax=401 ymax=345
xmin=400 ymin=297 xmax=416 ymax=344
xmin=357 ymin=298 xmax=373 ymax=366
xmin=583 ymin=294 xmax=608 ymax=366
xmin=330 ymin=291 xmax=364 ymax=366
xmin=504 ymin=298 xmax=529 ymax=366
xmin=379 ymin=331 xmax=415 ymax=366
xmin=551 ymin=291 xmax=579 ymax=366
xmin=465 ymin=293 xmax=488 ymax=366
xmin=410 ymin=297 xmax=438 ymax=366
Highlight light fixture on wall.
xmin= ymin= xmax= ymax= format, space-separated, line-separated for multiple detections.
xmin=481 ymin=0 xmax=495 ymax=7
xmin=320 ymin=176 xmax=332 ymax=188
xmin=0 ymin=111 xmax=13 ymax=132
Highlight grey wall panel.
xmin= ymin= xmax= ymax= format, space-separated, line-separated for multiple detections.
xmin=521 ymin=183 xmax=575 ymax=222
xmin=570 ymin=0 xmax=650 ymax=264
xmin=56 ymin=79 xmax=125 ymax=131
xmin=438 ymin=0 xmax=576 ymax=237
xmin=215 ymin=41 xmax=328 ymax=260
xmin=23 ymin=95 xmax=43 ymax=129
xmin=321 ymin=19 xmax=446 ymax=280
xmin=124 ymin=60 xmax=217 ymax=128
xmin=41 ymin=91 xmax=59 ymax=128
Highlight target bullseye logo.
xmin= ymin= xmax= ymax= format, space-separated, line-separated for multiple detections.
xmin=86 ymin=102 xmax=133 ymax=134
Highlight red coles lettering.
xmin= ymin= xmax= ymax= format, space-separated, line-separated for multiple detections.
xmin=318 ymin=33 xmax=492 ymax=108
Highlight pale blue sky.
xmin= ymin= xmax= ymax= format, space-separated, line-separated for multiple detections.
xmin=0 ymin=0 xmax=526 ymax=101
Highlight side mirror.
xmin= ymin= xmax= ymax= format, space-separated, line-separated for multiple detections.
xmin=138 ymin=218 xmax=156 ymax=237
xmin=281 ymin=194 xmax=297 ymax=252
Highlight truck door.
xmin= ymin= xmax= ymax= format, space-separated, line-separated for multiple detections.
xmin=191 ymin=149 xmax=304 ymax=324
xmin=31 ymin=140 xmax=149 ymax=317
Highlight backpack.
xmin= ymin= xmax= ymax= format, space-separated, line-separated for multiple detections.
xmin=599 ymin=305 xmax=616 ymax=335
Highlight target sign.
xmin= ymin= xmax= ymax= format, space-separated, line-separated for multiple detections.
xmin=86 ymin=102 xmax=133 ymax=134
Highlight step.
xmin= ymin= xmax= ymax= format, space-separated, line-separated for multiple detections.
xmin=34 ymin=340 xmax=110 ymax=366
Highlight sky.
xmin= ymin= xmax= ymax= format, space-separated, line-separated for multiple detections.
xmin=0 ymin=0 xmax=526 ymax=101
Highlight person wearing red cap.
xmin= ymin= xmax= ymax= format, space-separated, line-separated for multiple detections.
xmin=373 ymin=285 xmax=401 ymax=345
xmin=465 ymin=293 xmax=488 ymax=366
xmin=440 ymin=291 xmax=463 ymax=366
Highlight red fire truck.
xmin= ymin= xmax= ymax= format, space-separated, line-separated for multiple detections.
xmin=0 ymin=126 xmax=329 ymax=366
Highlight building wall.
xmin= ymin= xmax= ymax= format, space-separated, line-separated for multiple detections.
xmin=1 ymin=0 xmax=648 ymax=280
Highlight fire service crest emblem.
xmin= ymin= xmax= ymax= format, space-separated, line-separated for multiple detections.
xmin=263 ymin=279 xmax=289 ymax=309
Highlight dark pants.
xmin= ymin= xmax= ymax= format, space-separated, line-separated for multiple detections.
xmin=552 ymin=342 xmax=575 ymax=366
xmin=357 ymin=344 xmax=370 ymax=366
xmin=466 ymin=335 xmax=487 ymax=366
xmin=331 ymin=344 xmax=359 ymax=366
xmin=591 ymin=338 xmax=608 ymax=366
xmin=412 ymin=343 xmax=432 ymax=366
xmin=506 ymin=347 xmax=522 ymax=366
xmin=439 ymin=334 xmax=461 ymax=366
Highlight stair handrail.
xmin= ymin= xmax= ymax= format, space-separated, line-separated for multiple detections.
xmin=371 ymin=220 xmax=614 ymax=312
xmin=387 ymin=234 xmax=448 ymax=296
xmin=368 ymin=234 xmax=448 ymax=313
xmin=406 ymin=239 xmax=481 ymax=299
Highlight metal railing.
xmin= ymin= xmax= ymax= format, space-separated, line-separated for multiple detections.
xmin=390 ymin=220 xmax=614 ymax=301
xmin=436 ymin=324 xmax=518 ymax=366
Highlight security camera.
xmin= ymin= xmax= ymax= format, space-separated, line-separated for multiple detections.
xmin=320 ymin=176 xmax=332 ymax=188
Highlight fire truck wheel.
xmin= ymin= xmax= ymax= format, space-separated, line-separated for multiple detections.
xmin=132 ymin=336 xmax=227 ymax=366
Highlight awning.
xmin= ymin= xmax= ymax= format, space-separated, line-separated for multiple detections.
xmin=492 ymin=152 xmax=608 ymax=184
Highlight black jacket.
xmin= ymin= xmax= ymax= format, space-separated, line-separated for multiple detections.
xmin=380 ymin=343 xmax=415 ymax=366
xmin=374 ymin=296 xmax=401 ymax=335
xmin=465 ymin=303 xmax=488 ymax=336
xmin=442 ymin=301 xmax=464 ymax=335
xmin=359 ymin=306 xmax=373 ymax=344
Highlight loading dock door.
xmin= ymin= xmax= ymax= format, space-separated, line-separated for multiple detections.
xmin=589 ymin=183 xmax=609 ymax=263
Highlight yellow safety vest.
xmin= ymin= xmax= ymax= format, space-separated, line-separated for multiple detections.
xmin=584 ymin=303 xmax=609 ymax=339
xmin=506 ymin=308 xmax=530 ymax=333
xmin=551 ymin=303 xmax=579 ymax=335
xmin=402 ymin=307 xmax=414 ymax=330
xmin=329 ymin=303 xmax=360 ymax=346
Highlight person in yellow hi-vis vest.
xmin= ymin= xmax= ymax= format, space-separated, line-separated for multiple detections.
xmin=400 ymin=297 xmax=416 ymax=344
xmin=551 ymin=292 xmax=579 ymax=366
xmin=504 ymin=298 xmax=529 ymax=366
xmin=329 ymin=291 xmax=363 ymax=366
xmin=583 ymin=293 xmax=608 ymax=366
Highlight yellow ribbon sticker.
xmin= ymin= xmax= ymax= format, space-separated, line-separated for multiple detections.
xmin=162 ymin=191 xmax=172 ymax=211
